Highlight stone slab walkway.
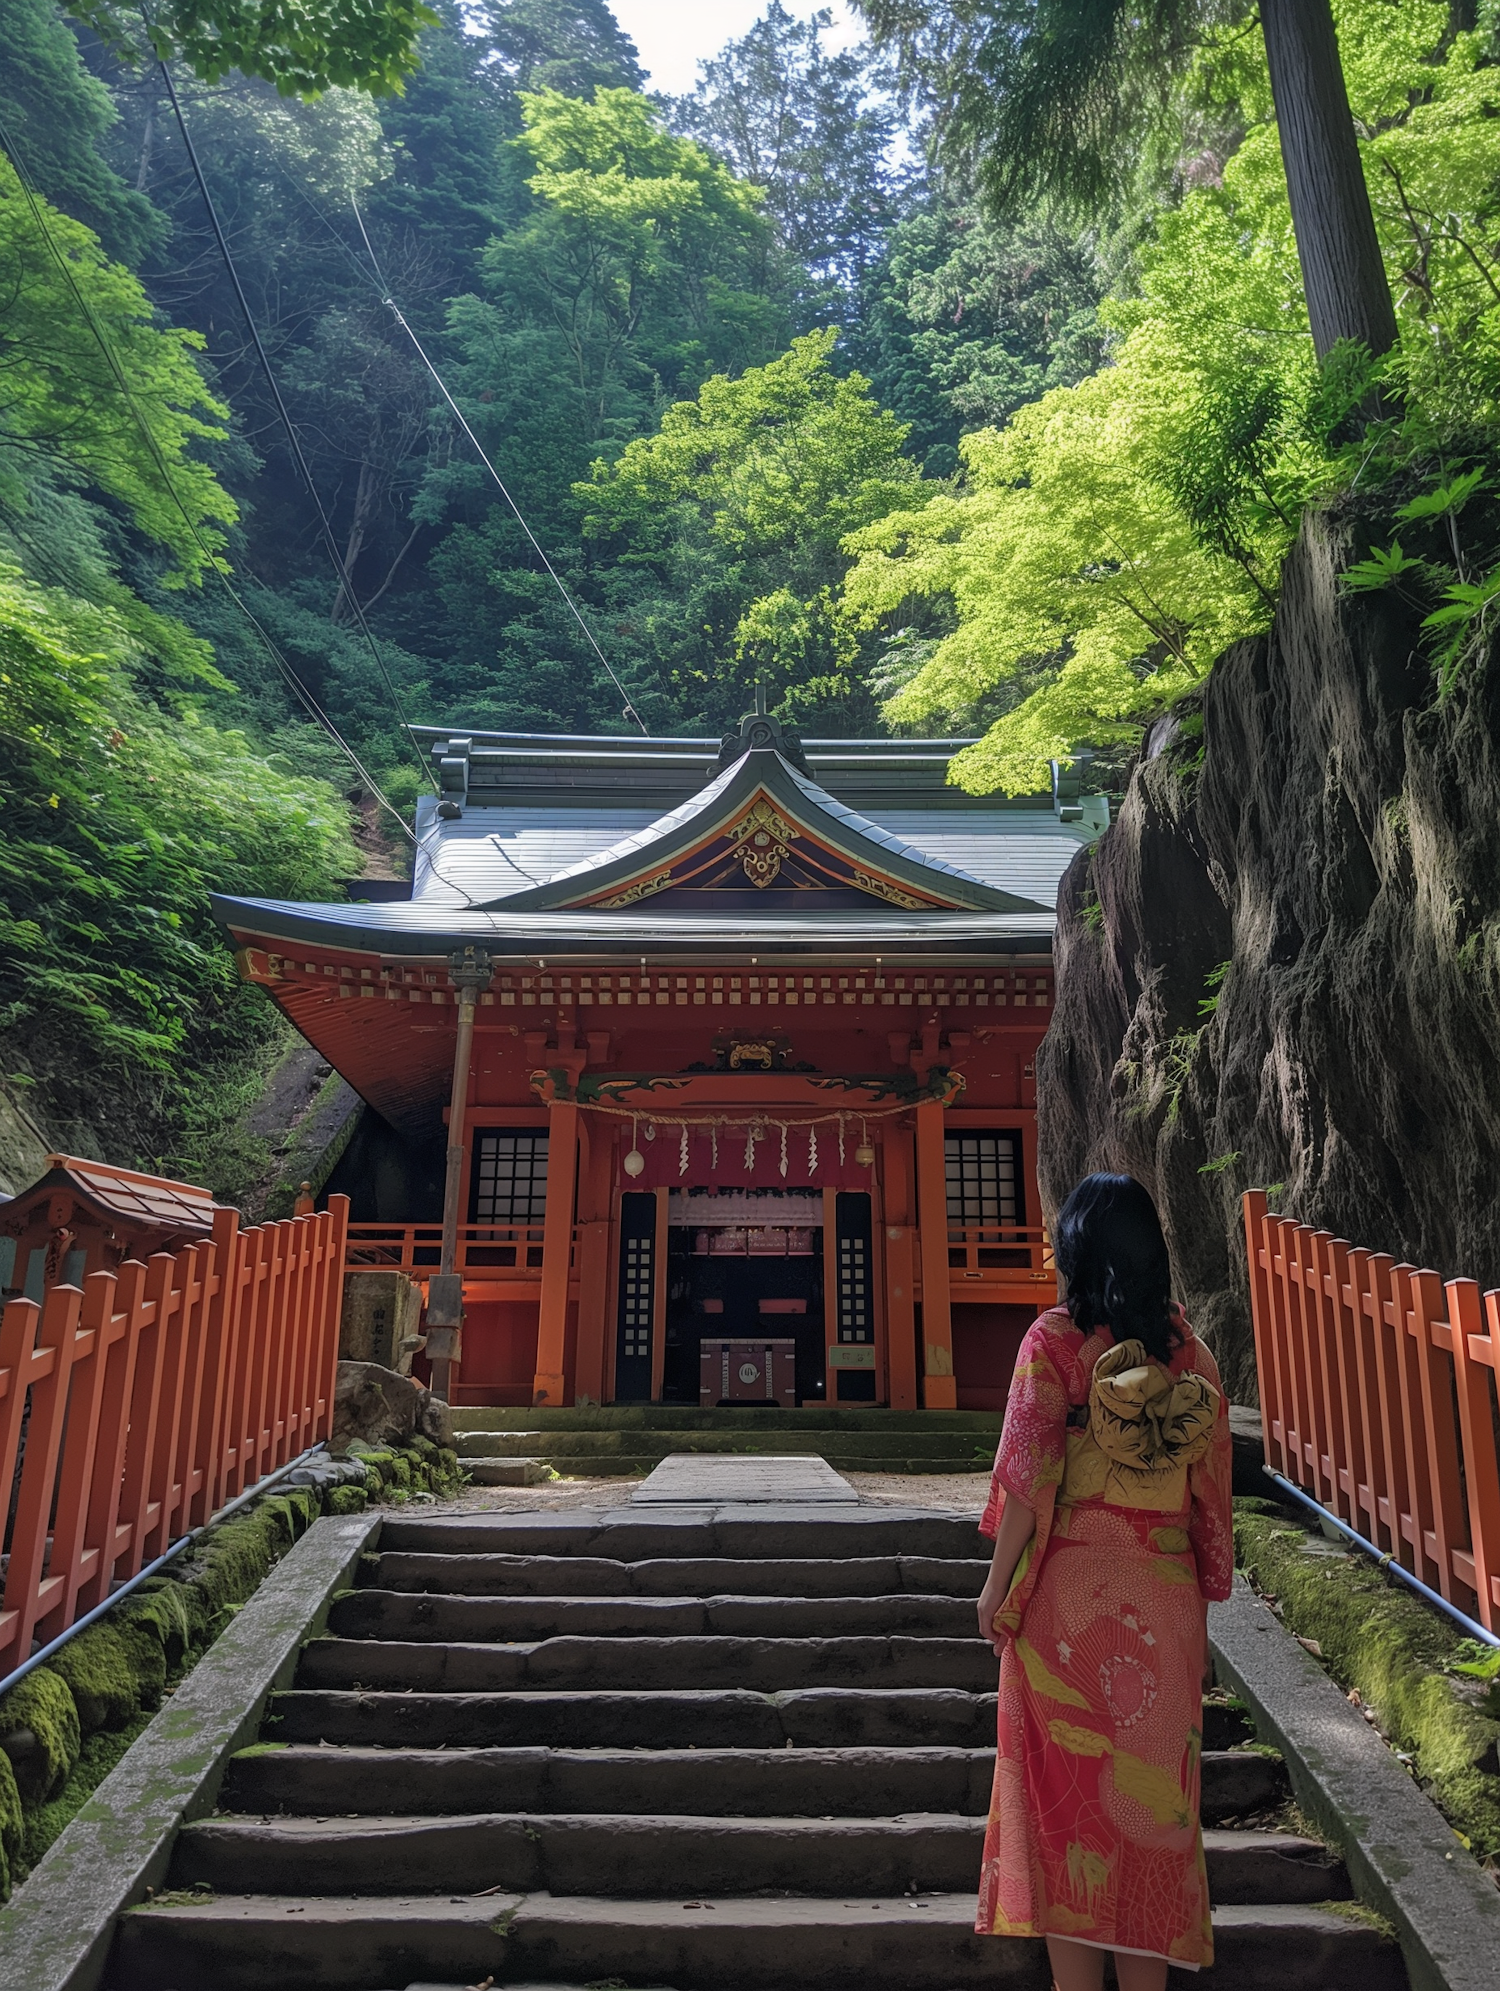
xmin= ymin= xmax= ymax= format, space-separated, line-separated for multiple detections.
xmin=630 ymin=1452 xmax=859 ymax=1504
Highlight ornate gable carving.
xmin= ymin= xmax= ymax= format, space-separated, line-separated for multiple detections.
xmin=725 ymin=796 xmax=799 ymax=889
xmin=570 ymin=784 xmax=968 ymax=911
xmin=597 ymin=868 xmax=673 ymax=909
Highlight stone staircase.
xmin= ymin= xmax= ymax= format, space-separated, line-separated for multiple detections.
xmin=108 ymin=1508 xmax=1407 ymax=1991
xmin=453 ymin=1406 xmax=1006 ymax=1483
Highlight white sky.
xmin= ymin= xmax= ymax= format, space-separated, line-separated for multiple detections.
xmin=608 ymin=1 xmax=862 ymax=97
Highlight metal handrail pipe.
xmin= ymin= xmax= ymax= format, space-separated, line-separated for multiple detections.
xmin=1263 ymin=1467 xmax=1500 ymax=1649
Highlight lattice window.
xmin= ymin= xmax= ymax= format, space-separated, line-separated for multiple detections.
xmin=471 ymin=1130 xmax=549 ymax=1223
xmin=838 ymin=1231 xmax=870 ymax=1342
xmin=621 ymin=1232 xmax=654 ymax=1360
xmin=944 ymin=1132 xmax=1020 ymax=1226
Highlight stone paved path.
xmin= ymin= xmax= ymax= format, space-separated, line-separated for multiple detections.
xmin=631 ymin=1452 xmax=859 ymax=1504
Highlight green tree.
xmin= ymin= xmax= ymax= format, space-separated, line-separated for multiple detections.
xmin=418 ymin=84 xmax=792 ymax=732
xmin=671 ymin=3 xmax=903 ymax=327
xmin=579 ymin=327 xmax=923 ymax=725
xmin=841 ymin=0 xmax=1500 ymax=791
xmin=0 ymin=0 xmax=162 ymax=263
xmin=851 ymin=190 xmax=1106 ymax=475
xmin=0 ymin=151 xmax=233 ymax=581
xmin=74 ymin=0 xmax=439 ymax=98
xmin=475 ymin=0 xmax=644 ymax=98
xmin=497 ymin=86 xmax=778 ymax=428
xmin=0 ymin=563 xmax=355 ymax=1155
xmin=857 ymin=0 xmax=1399 ymax=363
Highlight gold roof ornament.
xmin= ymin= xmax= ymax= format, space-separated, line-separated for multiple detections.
xmin=727 ymin=796 xmax=799 ymax=889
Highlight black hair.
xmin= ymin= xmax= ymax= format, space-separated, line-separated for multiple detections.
xmin=1054 ymin=1173 xmax=1181 ymax=1365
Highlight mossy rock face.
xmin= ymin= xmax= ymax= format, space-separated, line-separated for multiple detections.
xmin=326 ymin=1484 xmax=369 ymax=1515
xmin=1234 ymin=1504 xmax=1500 ymax=1858
xmin=0 ymin=1670 xmax=81 ymax=1805
xmin=47 ymin=1623 xmax=141 ymax=1732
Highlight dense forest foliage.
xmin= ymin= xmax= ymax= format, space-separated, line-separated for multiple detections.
xmin=2 ymin=0 xmax=1498 ymax=1180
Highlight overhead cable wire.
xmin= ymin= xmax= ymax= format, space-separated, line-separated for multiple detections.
xmin=262 ymin=162 xmax=656 ymax=742
xmin=348 ymin=195 xmax=650 ymax=737
xmin=153 ymin=58 xmax=437 ymax=797
xmin=0 ymin=111 xmax=416 ymax=844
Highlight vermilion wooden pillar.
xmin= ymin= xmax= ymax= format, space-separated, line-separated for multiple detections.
xmin=881 ymin=1126 xmax=919 ymax=1411
xmin=573 ymin=1116 xmax=614 ymax=1406
xmin=914 ymin=1097 xmax=957 ymax=1408
xmin=533 ymin=1100 xmax=578 ymax=1406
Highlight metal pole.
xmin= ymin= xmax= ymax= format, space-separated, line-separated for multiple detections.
xmin=427 ymin=947 xmax=493 ymax=1402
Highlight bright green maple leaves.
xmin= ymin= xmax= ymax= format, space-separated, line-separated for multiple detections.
xmin=840 ymin=0 xmax=1500 ymax=794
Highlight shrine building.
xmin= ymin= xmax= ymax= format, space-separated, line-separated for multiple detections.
xmin=213 ymin=711 xmax=1107 ymax=1414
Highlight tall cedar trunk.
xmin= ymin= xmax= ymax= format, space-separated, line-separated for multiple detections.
xmin=1260 ymin=0 xmax=1398 ymax=361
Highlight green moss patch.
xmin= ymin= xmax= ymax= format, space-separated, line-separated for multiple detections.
xmin=0 ymin=1671 xmax=80 ymax=1805
xmin=0 ymin=1437 xmax=462 ymax=1899
xmin=0 ymin=1749 xmax=23 ymax=1899
xmin=1234 ymin=1501 xmax=1500 ymax=1861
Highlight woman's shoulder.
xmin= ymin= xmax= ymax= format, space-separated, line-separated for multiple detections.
xmin=1029 ymin=1304 xmax=1080 ymax=1339
xmin=1017 ymin=1306 xmax=1107 ymax=1403
xmin=1018 ymin=1305 xmax=1086 ymax=1360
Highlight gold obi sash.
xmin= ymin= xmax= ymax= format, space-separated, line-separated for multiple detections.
xmin=1058 ymin=1338 xmax=1221 ymax=1515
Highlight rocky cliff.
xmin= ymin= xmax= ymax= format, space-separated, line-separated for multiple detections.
xmin=1037 ymin=514 xmax=1500 ymax=1399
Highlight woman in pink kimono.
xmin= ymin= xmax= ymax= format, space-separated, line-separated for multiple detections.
xmin=974 ymin=1174 xmax=1234 ymax=1991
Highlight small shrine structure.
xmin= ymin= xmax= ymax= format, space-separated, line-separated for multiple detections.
xmin=0 ymin=1155 xmax=222 ymax=1302
xmin=213 ymin=711 xmax=1107 ymax=1412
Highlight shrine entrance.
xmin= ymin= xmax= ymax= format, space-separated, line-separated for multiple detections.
xmin=663 ymin=1190 xmax=825 ymax=1406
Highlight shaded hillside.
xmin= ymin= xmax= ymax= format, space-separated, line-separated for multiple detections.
xmin=1038 ymin=514 xmax=1500 ymax=1399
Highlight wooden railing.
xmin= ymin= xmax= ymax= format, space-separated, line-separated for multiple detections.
xmin=344 ymin=1223 xmax=564 ymax=1276
xmin=1244 ymin=1188 xmax=1500 ymax=1633
xmin=947 ymin=1225 xmax=1055 ymax=1281
xmin=0 ymin=1196 xmax=348 ymax=1675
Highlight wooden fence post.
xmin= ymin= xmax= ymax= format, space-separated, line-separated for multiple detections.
xmin=0 ymin=1284 xmax=83 ymax=1669
xmin=43 ymin=1270 xmax=121 ymax=1635
xmin=1407 ymin=1267 xmax=1466 ymax=1602
xmin=1448 ymin=1280 xmax=1500 ymax=1629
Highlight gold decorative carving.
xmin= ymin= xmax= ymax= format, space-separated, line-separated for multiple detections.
xmin=727 ymin=1038 xmax=777 ymax=1069
xmin=727 ymin=796 xmax=798 ymax=889
xmin=597 ymin=868 xmax=672 ymax=908
xmin=851 ymin=870 xmax=934 ymax=909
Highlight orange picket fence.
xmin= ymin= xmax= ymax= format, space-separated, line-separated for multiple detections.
xmin=1243 ymin=1188 xmax=1500 ymax=1634
xmin=0 ymin=1195 xmax=349 ymax=1676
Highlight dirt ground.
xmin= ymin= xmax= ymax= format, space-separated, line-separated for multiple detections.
xmin=420 ymin=1471 xmax=991 ymax=1517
